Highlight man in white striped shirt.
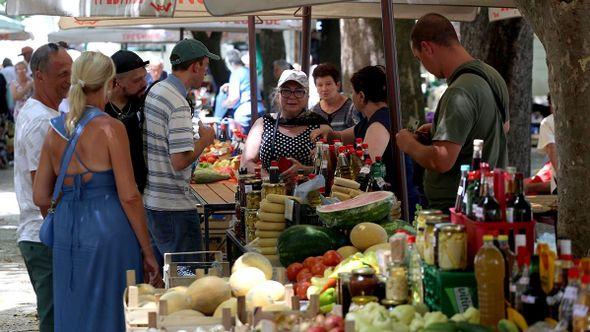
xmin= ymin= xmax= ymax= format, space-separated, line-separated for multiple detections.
xmin=143 ymin=39 xmax=217 ymax=264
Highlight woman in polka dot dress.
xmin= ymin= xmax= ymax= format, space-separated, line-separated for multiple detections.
xmin=242 ymin=70 xmax=331 ymax=184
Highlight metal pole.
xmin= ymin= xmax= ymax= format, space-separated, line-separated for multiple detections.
xmin=179 ymin=27 xmax=185 ymax=41
xmin=248 ymin=16 xmax=259 ymax=123
xmin=380 ymin=0 xmax=410 ymax=221
xmin=301 ymin=6 xmax=312 ymax=75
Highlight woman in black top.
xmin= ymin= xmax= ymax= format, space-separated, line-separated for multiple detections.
xmin=311 ymin=66 xmax=419 ymax=217
xmin=242 ymin=70 xmax=330 ymax=184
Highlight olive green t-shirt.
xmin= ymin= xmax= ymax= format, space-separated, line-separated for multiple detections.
xmin=424 ymin=60 xmax=509 ymax=210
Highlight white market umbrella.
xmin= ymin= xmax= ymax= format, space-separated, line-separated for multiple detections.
xmin=0 ymin=30 xmax=33 ymax=40
xmin=0 ymin=14 xmax=27 ymax=33
xmin=48 ymin=28 xmax=181 ymax=44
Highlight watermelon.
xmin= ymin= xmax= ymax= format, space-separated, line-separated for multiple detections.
xmin=381 ymin=219 xmax=416 ymax=236
xmin=323 ymin=227 xmax=350 ymax=248
xmin=316 ymin=191 xmax=395 ymax=229
xmin=277 ymin=225 xmax=334 ymax=267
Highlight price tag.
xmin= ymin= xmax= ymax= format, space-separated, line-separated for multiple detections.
xmin=573 ymin=304 xmax=589 ymax=317
xmin=564 ymin=286 xmax=578 ymax=300
xmin=521 ymin=295 xmax=536 ymax=304
xmin=284 ymin=198 xmax=294 ymax=221
xmin=457 ymin=186 xmax=464 ymax=195
xmin=518 ymin=277 xmax=529 ymax=286
xmin=245 ymin=185 xmax=253 ymax=194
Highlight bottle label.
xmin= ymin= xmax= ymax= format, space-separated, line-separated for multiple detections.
xmin=518 ymin=277 xmax=529 ymax=286
xmin=245 ymin=185 xmax=253 ymax=194
xmin=546 ymin=291 xmax=563 ymax=306
xmin=509 ymin=283 xmax=517 ymax=293
xmin=377 ymin=178 xmax=386 ymax=188
xmin=474 ymin=206 xmax=484 ymax=220
xmin=360 ymin=167 xmax=370 ymax=174
xmin=506 ymin=208 xmax=514 ymax=223
xmin=284 ymin=198 xmax=294 ymax=221
xmin=321 ymin=160 xmax=328 ymax=168
xmin=457 ymin=185 xmax=464 ymax=196
xmin=573 ymin=304 xmax=588 ymax=317
xmin=564 ymin=286 xmax=578 ymax=300
xmin=521 ymin=295 xmax=537 ymax=304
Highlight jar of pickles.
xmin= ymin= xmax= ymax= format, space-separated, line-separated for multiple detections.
xmin=244 ymin=209 xmax=259 ymax=243
xmin=246 ymin=190 xmax=261 ymax=209
xmin=423 ymin=217 xmax=445 ymax=265
xmin=435 ymin=223 xmax=467 ymax=270
xmin=261 ymin=182 xmax=286 ymax=200
xmin=414 ymin=209 xmax=443 ymax=228
xmin=416 ymin=226 xmax=426 ymax=260
xmin=386 ymin=261 xmax=408 ymax=303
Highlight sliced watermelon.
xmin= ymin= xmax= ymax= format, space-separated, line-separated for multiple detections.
xmin=316 ymin=191 xmax=395 ymax=229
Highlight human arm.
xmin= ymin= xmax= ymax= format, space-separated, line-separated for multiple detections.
xmin=168 ymin=104 xmax=215 ymax=172
xmin=32 ymin=135 xmax=56 ymax=217
xmin=242 ymin=117 xmax=263 ymax=173
xmin=223 ymin=74 xmax=240 ymax=108
xmin=310 ymin=125 xmax=355 ymax=145
xmin=108 ymin=120 xmax=162 ymax=286
xmin=544 ymin=143 xmax=558 ymax=171
xmin=170 ymin=125 xmax=215 ymax=171
xmin=396 ymin=129 xmax=462 ymax=173
xmin=537 ymin=115 xmax=557 ymax=170
xmin=364 ymin=122 xmax=390 ymax=160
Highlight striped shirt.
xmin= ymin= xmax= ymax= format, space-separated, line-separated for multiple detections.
xmin=143 ymin=74 xmax=197 ymax=211
xmin=311 ymin=97 xmax=360 ymax=132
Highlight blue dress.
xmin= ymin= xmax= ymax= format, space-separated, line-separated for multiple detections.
xmin=51 ymin=115 xmax=142 ymax=332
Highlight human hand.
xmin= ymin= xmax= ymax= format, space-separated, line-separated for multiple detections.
xmin=416 ymin=123 xmax=432 ymax=134
xmin=220 ymin=83 xmax=230 ymax=93
xmin=280 ymin=158 xmax=303 ymax=184
xmin=143 ymin=252 xmax=164 ymax=288
xmin=198 ymin=124 xmax=216 ymax=147
xmin=396 ymin=129 xmax=418 ymax=153
xmin=310 ymin=127 xmax=333 ymax=142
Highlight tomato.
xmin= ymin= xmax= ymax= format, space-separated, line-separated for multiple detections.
xmin=310 ymin=262 xmax=327 ymax=276
xmin=303 ymin=256 xmax=320 ymax=269
xmin=296 ymin=281 xmax=311 ymax=300
xmin=315 ymin=256 xmax=325 ymax=264
xmin=287 ymin=262 xmax=304 ymax=282
xmin=323 ymin=250 xmax=343 ymax=267
xmin=296 ymin=268 xmax=313 ymax=282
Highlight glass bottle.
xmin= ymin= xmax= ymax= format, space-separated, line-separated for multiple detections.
xmin=472 ymin=139 xmax=484 ymax=171
xmin=386 ymin=260 xmax=408 ymax=303
xmin=362 ymin=143 xmax=370 ymax=162
xmin=269 ymin=160 xmax=280 ymax=184
xmin=547 ymin=260 xmax=565 ymax=320
xmin=475 ymin=235 xmax=506 ymax=327
xmin=573 ymin=275 xmax=590 ymax=332
xmin=482 ymin=172 xmax=502 ymax=222
xmin=356 ymin=158 xmax=372 ymax=192
xmin=509 ymin=246 xmax=526 ymax=309
xmin=515 ymin=249 xmax=531 ymax=313
xmin=322 ymin=143 xmax=333 ymax=195
xmin=560 ymin=267 xmax=581 ymax=331
xmin=465 ymin=171 xmax=480 ymax=219
xmin=521 ymin=255 xmax=548 ymax=326
xmin=405 ymin=236 xmax=424 ymax=305
xmin=350 ymin=150 xmax=364 ymax=179
xmin=504 ymin=166 xmax=517 ymax=207
xmin=295 ymin=169 xmax=307 ymax=187
xmin=455 ymin=164 xmax=470 ymax=213
xmin=218 ymin=122 xmax=228 ymax=142
xmin=367 ymin=156 xmax=389 ymax=192
xmin=355 ymin=137 xmax=363 ymax=152
xmin=498 ymin=235 xmax=516 ymax=300
xmin=334 ymin=146 xmax=353 ymax=180
xmin=313 ymin=141 xmax=324 ymax=175
xmin=512 ymin=173 xmax=532 ymax=222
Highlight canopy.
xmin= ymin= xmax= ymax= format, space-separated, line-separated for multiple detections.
xmin=48 ymin=28 xmax=182 ymax=44
xmin=203 ymin=0 xmax=517 ymax=16
xmin=58 ymin=17 xmax=302 ymax=31
xmin=0 ymin=30 xmax=33 ymax=41
xmin=0 ymin=14 xmax=26 ymax=33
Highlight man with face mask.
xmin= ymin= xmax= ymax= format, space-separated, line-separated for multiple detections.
xmin=106 ymin=50 xmax=149 ymax=192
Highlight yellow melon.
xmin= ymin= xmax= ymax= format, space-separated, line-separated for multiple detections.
xmin=213 ymin=297 xmax=238 ymax=318
xmin=186 ymin=276 xmax=232 ymax=315
xmin=337 ymin=246 xmax=360 ymax=258
xmin=229 ymin=267 xmax=267 ymax=297
xmin=350 ymin=222 xmax=388 ymax=251
xmin=160 ymin=290 xmax=191 ymax=314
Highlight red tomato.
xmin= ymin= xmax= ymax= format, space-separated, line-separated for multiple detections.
xmin=296 ymin=268 xmax=313 ymax=282
xmin=287 ymin=263 xmax=304 ymax=282
xmin=323 ymin=250 xmax=343 ymax=267
xmin=311 ymin=262 xmax=327 ymax=276
xmin=296 ymin=281 xmax=311 ymax=300
xmin=315 ymin=256 xmax=325 ymax=264
xmin=303 ymin=256 xmax=319 ymax=269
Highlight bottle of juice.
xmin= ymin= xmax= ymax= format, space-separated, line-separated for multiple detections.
xmin=475 ymin=235 xmax=506 ymax=327
xmin=573 ymin=275 xmax=590 ymax=332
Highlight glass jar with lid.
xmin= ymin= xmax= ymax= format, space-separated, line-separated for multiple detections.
xmin=386 ymin=261 xmax=409 ymax=303
xmin=435 ymin=223 xmax=467 ymax=270
xmin=348 ymin=296 xmax=379 ymax=313
xmin=349 ymin=267 xmax=379 ymax=297
xmin=423 ymin=217 xmax=446 ymax=265
xmin=414 ymin=209 xmax=443 ymax=228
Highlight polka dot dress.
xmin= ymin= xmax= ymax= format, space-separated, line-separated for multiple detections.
xmin=259 ymin=116 xmax=319 ymax=170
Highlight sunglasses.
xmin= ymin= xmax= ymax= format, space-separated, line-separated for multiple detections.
xmin=279 ymin=89 xmax=306 ymax=98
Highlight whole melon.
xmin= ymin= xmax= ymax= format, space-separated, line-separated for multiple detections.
xmin=229 ymin=267 xmax=267 ymax=297
xmin=187 ymin=276 xmax=232 ymax=315
xmin=138 ymin=294 xmax=156 ymax=303
xmin=350 ymin=222 xmax=388 ymax=251
xmin=137 ymin=283 xmax=156 ymax=295
xmin=231 ymin=252 xmax=273 ymax=279
xmin=262 ymin=303 xmax=291 ymax=312
xmin=277 ymin=225 xmax=334 ymax=267
xmin=337 ymin=246 xmax=360 ymax=258
xmin=247 ymin=280 xmax=286 ymax=302
xmin=246 ymin=291 xmax=274 ymax=311
xmin=160 ymin=290 xmax=191 ymax=314
xmin=364 ymin=243 xmax=391 ymax=254
xmin=213 ymin=297 xmax=238 ymax=318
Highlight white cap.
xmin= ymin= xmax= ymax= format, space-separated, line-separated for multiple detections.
xmin=515 ymin=234 xmax=526 ymax=249
xmin=277 ymin=69 xmax=309 ymax=90
xmin=473 ymin=139 xmax=484 ymax=148
xmin=559 ymin=239 xmax=572 ymax=256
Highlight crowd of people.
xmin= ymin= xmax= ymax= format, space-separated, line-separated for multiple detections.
xmin=7 ymin=12 xmax=559 ymax=332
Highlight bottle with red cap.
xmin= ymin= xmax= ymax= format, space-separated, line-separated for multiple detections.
xmin=356 ymin=158 xmax=372 ymax=192
xmin=335 ymin=146 xmax=352 ymax=180
xmin=349 ymin=149 xmax=363 ymax=179
xmin=367 ymin=156 xmax=389 ymax=192
xmin=362 ymin=143 xmax=370 ymax=162
xmin=559 ymin=267 xmax=582 ymax=330
xmin=269 ymin=160 xmax=280 ymax=183
xmin=573 ymin=274 xmax=590 ymax=332
xmin=406 ymin=235 xmax=424 ymax=305
xmin=355 ymin=137 xmax=363 ymax=152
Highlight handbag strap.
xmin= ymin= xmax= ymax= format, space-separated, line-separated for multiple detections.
xmin=48 ymin=108 xmax=107 ymax=211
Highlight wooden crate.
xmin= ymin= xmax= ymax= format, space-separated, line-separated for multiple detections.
xmin=163 ymin=251 xmax=229 ymax=288
xmin=124 ymin=271 xmax=164 ymax=331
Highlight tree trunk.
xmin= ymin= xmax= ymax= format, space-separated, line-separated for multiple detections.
xmin=318 ymin=19 xmax=341 ymax=70
xmin=515 ymin=0 xmax=590 ymax=257
xmin=258 ymin=29 xmax=286 ymax=109
xmin=191 ymin=31 xmax=229 ymax=89
xmin=395 ymin=19 xmax=426 ymax=126
xmin=461 ymin=9 xmax=534 ymax=176
xmin=340 ymin=18 xmax=384 ymax=94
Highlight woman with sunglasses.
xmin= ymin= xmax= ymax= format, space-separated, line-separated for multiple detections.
xmin=242 ymin=70 xmax=330 ymax=183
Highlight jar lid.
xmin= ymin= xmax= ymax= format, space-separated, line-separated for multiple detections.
xmin=351 ymin=296 xmax=379 ymax=305
xmin=381 ymin=298 xmax=406 ymax=306
xmin=418 ymin=209 xmax=443 ymax=216
xmin=435 ymin=223 xmax=465 ymax=232
xmin=351 ymin=267 xmax=376 ymax=276
xmin=247 ymin=190 xmax=261 ymax=194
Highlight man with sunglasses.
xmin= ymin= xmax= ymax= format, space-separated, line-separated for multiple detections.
xmin=106 ymin=50 xmax=149 ymax=193
xmin=14 ymin=42 xmax=72 ymax=332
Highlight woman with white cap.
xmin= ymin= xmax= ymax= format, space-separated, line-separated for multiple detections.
xmin=242 ymin=70 xmax=330 ymax=183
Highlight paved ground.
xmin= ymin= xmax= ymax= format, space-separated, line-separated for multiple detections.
xmin=0 ymin=167 xmax=38 ymax=332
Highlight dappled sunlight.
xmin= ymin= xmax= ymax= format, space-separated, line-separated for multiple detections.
xmin=0 ymin=192 xmax=19 ymax=217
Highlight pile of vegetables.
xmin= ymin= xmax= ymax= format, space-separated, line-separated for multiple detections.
xmin=193 ymin=155 xmax=239 ymax=183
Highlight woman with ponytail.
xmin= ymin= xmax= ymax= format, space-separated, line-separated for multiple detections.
xmin=33 ymin=51 xmax=161 ymax=331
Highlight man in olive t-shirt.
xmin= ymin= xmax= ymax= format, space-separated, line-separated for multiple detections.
xmin=396 ymin=13 xmax=509 ymax=211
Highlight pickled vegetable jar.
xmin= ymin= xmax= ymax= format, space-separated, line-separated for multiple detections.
xmin=423 ymin=217 xmax=445 ymax=265
xmin=414 ymin=209 xmax=443 ymax=228
xmin=246 ymin=190 xmax=261 ymax=209
xmin=261 ymin=182 xmax=286 ymax=200
xmin=435 ymin=223 xmax=467 ymax=270
xmin=244 ymin=209 xmax=259 ymax=243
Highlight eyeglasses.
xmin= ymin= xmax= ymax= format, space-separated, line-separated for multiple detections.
xmin=279 ymin=89 xmax=306 ymax=98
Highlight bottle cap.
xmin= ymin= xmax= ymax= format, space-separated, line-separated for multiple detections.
xmin=582 ymin=275 xmax=590 ymax=285
xmin=321 ymin=138 xmax=327 ymax=143
xmin=356 ymin=150 xmax=363 ymax=157
xmin=349 ymin=147 xmax=355 ymax=153
xmin=407 ymin=236 xmax=416 ymax=244
xmin=334 ymin=139 xmax=341 ymax=143
xmin=473 ymin=139 xmax=484 ymax=147
xmin=515 ymin=173 xmax=524 ymax=180
xmin=270 ymin=161 xmax=278 ymax=167
xmin=483 ymin=235 xmax=494 ymax=242
xmin=569 ymin=267 xmax=580 ymax=280
xmin=308 ymin=174 xmax=316 ymax=179
xmin=364 ymin=158 xmax=372 ymax=165
xmin=515 ymin=234 xmax=527 ymax=249
xmin=356 ymin=138 xmax=363 ymax=143
xmin=375 ymin=156 xmax=382 ymax=162
xmin=468 ymin=171 xmax=478 ymax=181
xmin=362 ymin=143 xmax=369 ymax=149
xmin=498 ymin=234 xmax=509 ymax=242
xmin=460 ymin=164 xmax=470 ymax=172
xmin=338 ymin=146 xmax=347 ymax=153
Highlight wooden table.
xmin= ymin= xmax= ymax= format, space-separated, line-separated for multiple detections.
xmin=190 ymin=181 xmax=237 ymax=251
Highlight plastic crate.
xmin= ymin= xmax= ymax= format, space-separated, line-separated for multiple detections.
xmin=423 ymin=264 xmax=478 ymax=317
xmin=450 ymin=208 xmax=535 ymax=266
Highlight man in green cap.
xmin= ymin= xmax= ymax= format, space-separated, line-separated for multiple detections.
xmin=143 ymin=39 xmax=218 ymax=265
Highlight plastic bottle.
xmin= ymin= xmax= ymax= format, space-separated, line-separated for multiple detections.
xmin=356 ymin=158 xmax=372 ymax=192
xmin=334 ymin=146 xmax=353 ymax=180
xmin=350 ymin=150 xmax=364 ymax=179
xmin=573 ymin=275 xmax=590 ymax=332
xmin=559 ymin=267 xmax=581 ymax=330
xmin=406 ymin=236 xmax=424 ymax=305
xmin=475 ymin=235 xmax=506 ymax=327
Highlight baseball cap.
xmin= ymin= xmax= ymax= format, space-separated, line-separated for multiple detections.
xmin=19 ymin=46 xmax=33 ymax=56
xmin=170 ymin=39 xmax=220 ymax=65
xmin=111 ymin=50 xmax=149 ymax=74
xmin=278 ymin=69 xmax=309 ymax=90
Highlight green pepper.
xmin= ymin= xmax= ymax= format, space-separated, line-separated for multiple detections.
xmin=319 ymin=287 xmax=336 ymax=306
xmin=320 ymin=303 xmax=335 ymax=314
